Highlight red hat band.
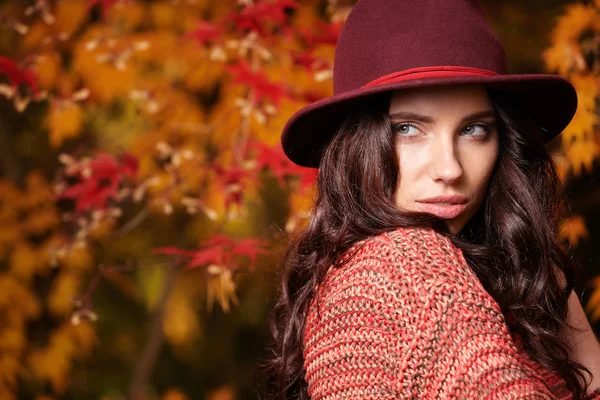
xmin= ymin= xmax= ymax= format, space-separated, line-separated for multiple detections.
xmin=361 ymin=66 xmax=500 ymax=88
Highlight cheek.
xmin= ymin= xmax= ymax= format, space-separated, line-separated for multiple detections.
xmin=395 ymin=145 xmax=424 ymax=203
xmin=398 ymin=146 xmax=423 ymax=192
xmin=465 ymin=145 xmax=498 ymax=198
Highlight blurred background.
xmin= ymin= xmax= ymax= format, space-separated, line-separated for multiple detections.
xmin=0 ymin=0 xmax=598 ymax=399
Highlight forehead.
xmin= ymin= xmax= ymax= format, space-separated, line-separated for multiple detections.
xmin=388 ymin=84 xmax=492 ymax=113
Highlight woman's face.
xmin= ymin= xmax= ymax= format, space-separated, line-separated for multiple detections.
xmin=389 ymin=84 xmax=499 ymax=235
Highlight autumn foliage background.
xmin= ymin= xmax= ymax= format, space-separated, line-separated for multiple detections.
xmin=0 ymin=0 xmax=598 ymax=399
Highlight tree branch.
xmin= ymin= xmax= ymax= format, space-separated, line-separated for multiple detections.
xmin=127 ymin=262 xmax=180 ymax=400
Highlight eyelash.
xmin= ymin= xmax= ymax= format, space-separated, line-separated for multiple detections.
xmin=393 ymin=122 xmax=492 ymax=140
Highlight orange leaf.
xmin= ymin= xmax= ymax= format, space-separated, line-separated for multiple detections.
xmin=47 ymin=100 xmax=83 ymax=148
xmin=565 ymin=139 xmax=600 ymax=177
xmin=584 ymin=276 xmax=600 ymax=323
xmin=559 ymin=214 xmax=589 ymax=247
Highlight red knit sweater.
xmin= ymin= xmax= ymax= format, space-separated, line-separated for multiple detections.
xmin=302 ymin=227 xmax=600 ymax=399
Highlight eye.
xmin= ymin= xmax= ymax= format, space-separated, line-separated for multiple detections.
xmin=462 ymin=124 xmax=490 ymax=137
xmin=393 ymin=123 xmax=420 ymax=136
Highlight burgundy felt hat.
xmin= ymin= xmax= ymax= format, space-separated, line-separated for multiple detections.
xmin=281 ymin=0 xmax=578 ymax=168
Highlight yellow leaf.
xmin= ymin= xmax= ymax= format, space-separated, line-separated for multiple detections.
xmin=9 ymin=241 xmax=39 ymax=283
xmin=561 ymin=107 xmax=598 ymax=146
xmin=291 ymin=3 xmax=320 ymax=29
xmin=253 ymin=98 xmax=305 ymax=146
xmin=28 ymin=321 xmax=95 ymax=394
xmin=286 ymin=185 xmax=316 ymax=233
xmin=0 ymin=354 xmax=20 ymax=389
xmin=0 ymin=223 xmax=21 ymax=260
xmin=207 ymin=85 xmax=246 ymax=150
xmin=47 ymin=100 xmax=83 ymax=148
xmin=206 ymin=269 xmax=238 ymax=314
xmin=19 ymin=21 xmax=51 ymax=53
xmin=20 ymin=171 xmax=55 ymax=211
xmin=149 ymin=2 xmax=179 ymax=30
xmin=571 ymin=74 xmax=600 ymax=110
xmin=23 ymin=207 xmax=60 ymax=237
xmin=48 ymin=272 xmax=80 ymax=317
xmin=65 ymin=321 xmax=97 ymax=355
xmin=549 ymin=4 xmax=600 ymax=43
xmin=565 ymin=139 xmax=600 ymax=177
xmin=53 ymin=0 xmax=89 ymax=39
xmin=543 ymin=41 xmax=585 ymax=76
xmin=61 ymin=245 xmax=93 ymax=272
xmin=0 ymin=328 xmax=27 ymax=354
xmin=164 ymin=288 xmax=201 ymax=347
xmin=544 ymin=4 xmax=600 ymax=75
xmin=28 ymin=348 xmax=71 ymax=394
xmin=106 ymin=1 xmax=146 ymax=31
xmin=559 ymin=214 xmax=589 ymax=247
xmin=127 ymin=31 xmax=178 ymax=65
xmin=151 ymin=89 xmax=208 ymax=134
xmin=177 ymin=5 xmax=207 ymax=33
xmin=0 ymin=275 xmax=41 ymax=319
xmin=0 ymin=180 xmax=21 ymax=218
xmin=32 ymin=52 xmax=62 ymax=90
xmin=72 ymin=28 xmax=138 ymax=103
xmin=137 ymin=266 xmax=166 ymax=310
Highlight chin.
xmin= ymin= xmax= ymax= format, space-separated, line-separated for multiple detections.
xmin=446 ymin=214 xmax=469 ymax=235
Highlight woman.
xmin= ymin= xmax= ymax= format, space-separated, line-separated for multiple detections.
xmin=261 ymin=0 xmax=600 ymax=398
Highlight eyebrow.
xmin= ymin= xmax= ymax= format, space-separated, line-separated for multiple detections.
xmin=388 ymin=110 xmax=496 ymax=125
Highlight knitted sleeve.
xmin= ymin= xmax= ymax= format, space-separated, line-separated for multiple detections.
xmin=302 ymin=227 xmax=600 ymax=399
xmin=302 ymin=233 xmax=415 ymax=399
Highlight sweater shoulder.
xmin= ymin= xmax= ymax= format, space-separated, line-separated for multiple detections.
xmin=327 ymin=226 xmax=493 ymax=301
xmin=384 ymin=226 xmax=494 ymax=300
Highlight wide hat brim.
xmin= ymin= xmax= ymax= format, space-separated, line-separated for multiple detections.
xmin=281 ymin=74 xmax=577 ymax=168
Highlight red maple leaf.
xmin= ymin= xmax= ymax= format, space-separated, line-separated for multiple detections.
xmin=232 ymin=237 xmax=269 ymax=269
xmin=185 ymin=20 xmax=224 ymax=45
xmin=226 ymin=60 xmax=290 ymax=107
xmin=251 ymin=141 xmax=295 ymax=187
xmin=153 ymin=234 xmax=268 ymax=270
xmin=298 ymin=21 xmax=342 ymax=47
xmin=57 ymin=152 xmax=138 ymax=212
xmin=291 ymin=50 xmax=331 ymax=72
xmin=152 ymin=246 xmax=227 ymax=270
xmin=224 ymin=0 xmax=299 ymax=36
xmin=251 ymin=141 xmax=317 ymax=189
xmin=0 ymin=56 xmax=39 ymax=93
xmin=294 ymin=165 xmax=318 ymax=190
xmin=210 ymin=162 xmax=259 ymax=211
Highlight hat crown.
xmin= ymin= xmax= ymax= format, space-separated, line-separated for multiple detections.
xmin=333 ymin=0 xmax=508 ymax=94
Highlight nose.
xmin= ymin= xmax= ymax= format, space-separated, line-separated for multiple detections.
xmin=430 ymin=135 xmax=463 ymax=183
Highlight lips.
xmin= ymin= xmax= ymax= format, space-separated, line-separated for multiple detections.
xmin=415 ymin=194 xmax=469 ymax=219
xmin=415 ymin=202 xmax=467 ymax=219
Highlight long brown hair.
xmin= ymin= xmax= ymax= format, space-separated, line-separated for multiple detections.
xmin=258 ymin=87 xmax=595 ymax=399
